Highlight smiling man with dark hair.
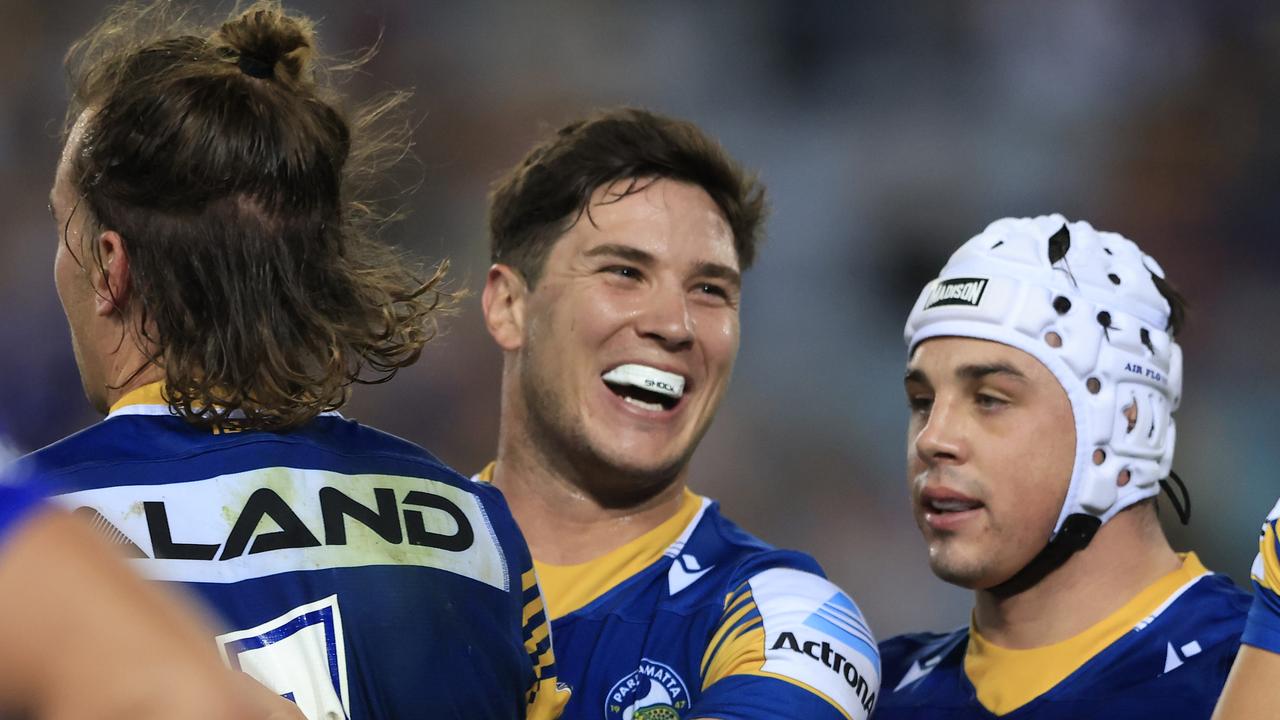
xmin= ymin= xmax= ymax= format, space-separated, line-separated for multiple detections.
xmin=478 ymin=107 xmax=880 ymax=720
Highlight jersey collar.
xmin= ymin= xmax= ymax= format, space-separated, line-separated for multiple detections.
xmin=474 ymin=461 xmax=709 ymax=620
xmin=107 ymin=381 xmax=174 ymax=419
xmin=106 ymin=381 xmax=343 ymax=421
xmin=964 ymin=553 xmax=1210 ymax=715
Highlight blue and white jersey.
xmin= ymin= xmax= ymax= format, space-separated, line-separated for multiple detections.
xmin=477 ymin=465 xmax=879 ymax=720
xmin=22 ymin=384 xmax=567 ymax=720
xmin=877 ymin=554 xmax=1247 ymax=719
xmin=1243 ymin=496 xmax=1280 ymax=654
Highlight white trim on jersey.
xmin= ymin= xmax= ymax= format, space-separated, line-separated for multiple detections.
xmin=106 ymin=404 xmax=343 ymax=420
xmin=663 ymin=497 xmax=712 ymax=559
xmin=1134 ymin=571 xmax=1212 ymax=632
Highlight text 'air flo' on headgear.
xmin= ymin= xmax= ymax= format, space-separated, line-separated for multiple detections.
xmin=904 ymin=215 xmax=1182 ymax=547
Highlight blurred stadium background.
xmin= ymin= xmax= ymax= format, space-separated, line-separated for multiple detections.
xmin=2 ymin=0 xmax=1277 ymax=639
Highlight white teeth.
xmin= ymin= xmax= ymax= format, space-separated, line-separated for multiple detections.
xmin=931 ymin=500 xmax=978 ymax=513
xmin=602 ymin=364 xmax=685 ymax=399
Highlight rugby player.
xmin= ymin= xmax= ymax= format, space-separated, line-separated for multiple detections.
xmin=20 ymin=3 xmax=564 ymax=718
xmin=478 ymin=107 xmax=880 ymax=720
xmin=877 ymin=215 xmax=1248 ymax=718
xmin=1211 ymin=500 xmax=1280 ymax=719
xmin=0 ymin=481 xmax=303 ymax=719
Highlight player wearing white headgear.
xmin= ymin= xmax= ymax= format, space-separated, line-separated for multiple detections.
xmin=876 ymin=215 xmax=1248 ymax=719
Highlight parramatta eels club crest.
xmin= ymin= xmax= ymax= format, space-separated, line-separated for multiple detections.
xmin=605 ymin=658 xmax=690 ymax=720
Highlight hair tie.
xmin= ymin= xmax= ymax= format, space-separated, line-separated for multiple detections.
xmin=237 ymin=54 xmax=274 ymax=79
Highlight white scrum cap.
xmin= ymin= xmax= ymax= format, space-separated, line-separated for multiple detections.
xmin=904 ymin=214 xmax=1182 ymax=536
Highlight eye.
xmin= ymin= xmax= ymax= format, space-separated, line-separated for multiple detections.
xmin=907 ymin=394 xmax=933 ymax=414
xmin=603 ymin=265 xmax=642 ymax=281
xmin=975 ymin=393 xmax=1008 ymax=410
xmin=694 ymin=282 xmax=728 ymax=299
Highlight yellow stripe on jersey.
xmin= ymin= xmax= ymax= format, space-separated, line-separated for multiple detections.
xmin=965 ymin=553 xmax=1208 ymax=716
xmin=521 ymin=566 xmax=570 ymax=720
xmin=1254 ymin=521 xmax=1280 ymax=592
xmin=110 ymin=381 xmax=168 ymax=412
xmin=700 ymin=585 xmax=764 ymax=686
xmin=731 ymin=671 xmax=854 ymax=720
xmin=526 ymin=674 xmax=569 ymax=720
xmin=699 ymin=579 xmax=855 ymax=719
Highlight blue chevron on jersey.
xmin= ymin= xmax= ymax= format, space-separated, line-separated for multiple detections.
xmin=877 ymin=554 xmax=1248 ymax=719
xmin=479 ymin=461 xmax=880 ymax=720
xmin=20 ymin=384 xmax=568 ymax=720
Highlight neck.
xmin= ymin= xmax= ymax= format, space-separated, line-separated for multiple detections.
xmin=97 ymin=338 xmax=164 ymax=413
xmin=491 ymin=390 xmax=688 ymax=565
xmin=973 ymin=504 xmax=1181 ymax=648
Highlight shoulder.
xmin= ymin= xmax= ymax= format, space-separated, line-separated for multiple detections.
xmin=877 ymin=628 xmax=967 ymax=697
xmin=694 ymin=503 xmax=881 ymax=719
xmin=1163 ymin=571 xmax=1251 ymax=637
xmin=22 ymin=414 xmax=479 ymax=494
xmin=687 ymin=500 xmax=827 ymax=582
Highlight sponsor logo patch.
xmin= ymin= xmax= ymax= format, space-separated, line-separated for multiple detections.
xmin=53 ymin=469 xmax=509 ymax=589
xmin=924 ymin=277 xmax=988 ymax=309
xmin=604 ymin=658 xmax=689 ymax=720
xmin=772 ymin=632 xmax=876 ymax=713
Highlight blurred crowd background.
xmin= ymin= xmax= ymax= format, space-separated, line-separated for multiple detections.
xmin=1 ymin=0 xmax=1277 ymax=639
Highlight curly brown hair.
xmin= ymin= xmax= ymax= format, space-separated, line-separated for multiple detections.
xmin=62 ymin=1 xmax=452 ymax=431
xmin=488 ymin=107 xmax=768 ymax=287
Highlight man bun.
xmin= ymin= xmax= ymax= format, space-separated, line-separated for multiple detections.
xmin=213 ymin=5 xmax=315 ymax=85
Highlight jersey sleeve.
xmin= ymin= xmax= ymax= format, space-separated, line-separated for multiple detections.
xmin=691 ymin=567 xmax=879 ymax=720
xmin=1243 ymin=497 xmax=1280 ymax=654
xmin=522 ymin=565 xmax=570 ymax=720
xmin=0 ymin=482 xmax=45 ymax=546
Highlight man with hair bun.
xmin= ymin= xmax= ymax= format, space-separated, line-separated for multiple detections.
xmin=22 ymin=3 xmax=566 ymax=719
xmin=876 ymin=215 xmax=1248 ymax=719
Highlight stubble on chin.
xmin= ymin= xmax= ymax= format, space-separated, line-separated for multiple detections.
xmin=925 ymin=536 xmax=994 ymax=590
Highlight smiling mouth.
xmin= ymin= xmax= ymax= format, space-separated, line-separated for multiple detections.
xmin=602 ymin=364 xmax=686 ymax=412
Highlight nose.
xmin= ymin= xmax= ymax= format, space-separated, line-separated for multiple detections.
xmin=635 ymin=280 xmax=694 ymax=350
xmin=913 ymin=396 xmax=967 ymax=467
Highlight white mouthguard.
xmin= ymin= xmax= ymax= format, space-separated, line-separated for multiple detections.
xmin=601 ymin=364 xmax=686 ymax=399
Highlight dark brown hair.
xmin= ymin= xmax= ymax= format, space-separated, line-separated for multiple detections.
xmin=63 ymin=1 xmax=451 ymax=430
xmin=488 ymin=107 xmax=768 ymax=286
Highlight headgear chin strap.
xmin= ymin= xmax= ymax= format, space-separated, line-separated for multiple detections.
xmin=904 ymin=215 xmax=1182 ymax=591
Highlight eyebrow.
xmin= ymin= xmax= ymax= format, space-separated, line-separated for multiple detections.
xmin=904 ymin=362 xmax=1028 ymax=385
xmin=584 ymin=244 xmax=742 ymax=287
xmin=692 ymin=261 xmax=741 ymax=288
xmin=584 ymin=243 xmax=653 ymax=265
xmin=957 ymin=362 xmax=1027 ymax=382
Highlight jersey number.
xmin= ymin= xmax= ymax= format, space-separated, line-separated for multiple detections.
xmin=216 ymin=594 xmax=350 ymax=720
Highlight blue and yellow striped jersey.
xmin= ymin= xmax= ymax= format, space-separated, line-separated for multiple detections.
xmin=477 ymin=465 xmax=879 ymax=720
xmin=1243 ymin=497 xmax=1280 ymax=654
xmin=21 ymin=383 xmax=567 ymax=720
xmin=878 ymin=554 xmax=1248 ymax=719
